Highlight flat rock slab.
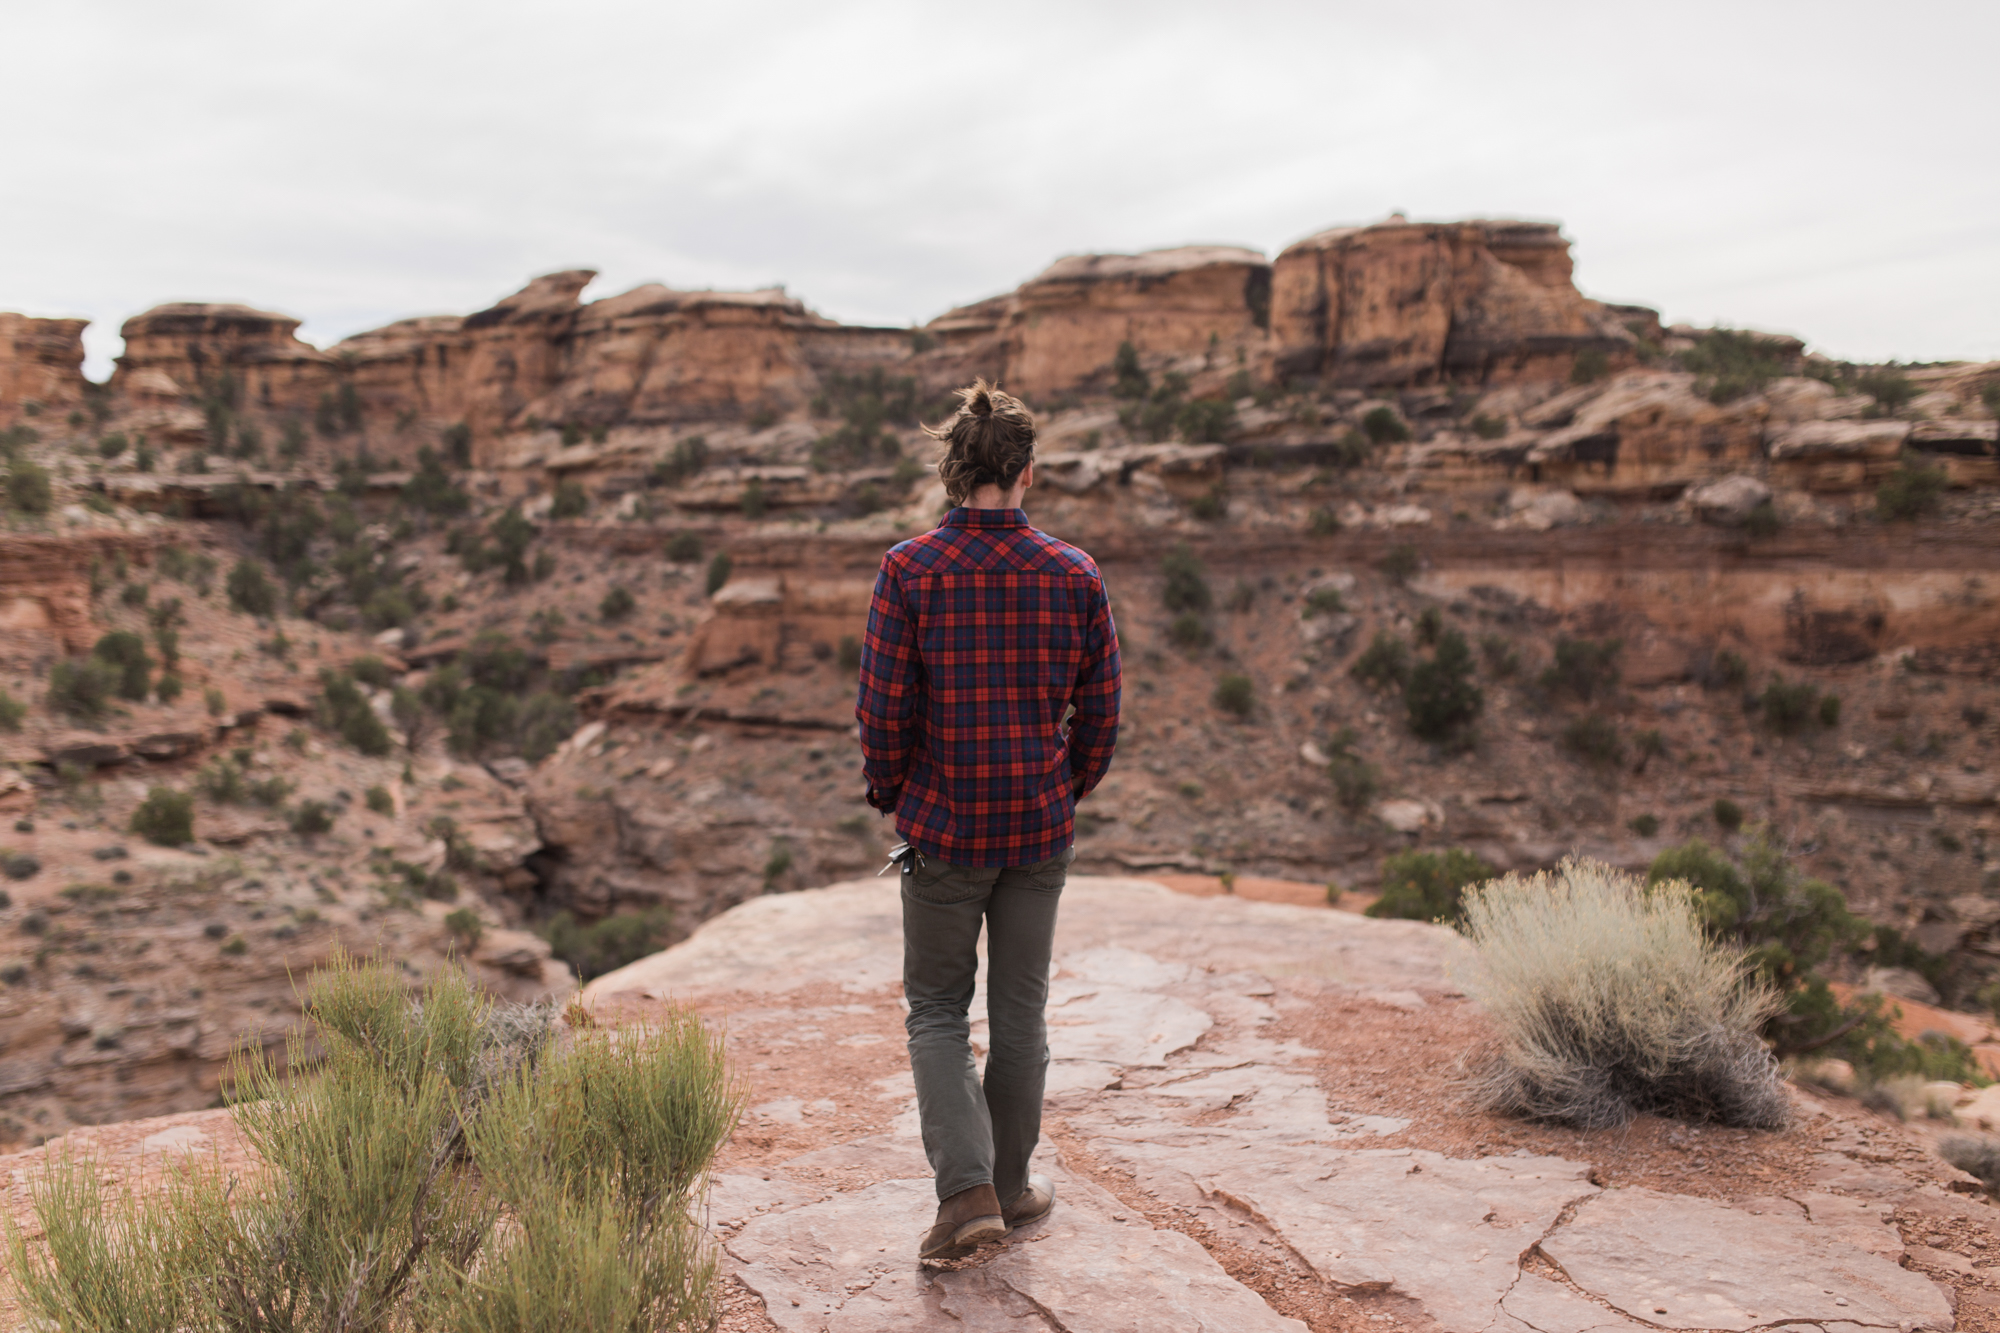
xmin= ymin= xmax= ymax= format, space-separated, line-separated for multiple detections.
xmin=728 ymin=1169 xmax=1304 ymax=1333
xmin=585 ymin=875 xmax=1465 ymax=1001
xmin=1541 ymin=1187 xmax=1951 ymax=1331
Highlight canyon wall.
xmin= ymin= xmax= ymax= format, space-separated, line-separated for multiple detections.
xmin=0 ymin=313 xmax=90 ymax=421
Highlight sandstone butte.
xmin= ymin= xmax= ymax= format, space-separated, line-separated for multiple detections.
xmin=0 ymin=212 xmax=1998 ymax=1323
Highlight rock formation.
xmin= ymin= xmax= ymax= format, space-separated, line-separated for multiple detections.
xmin=0 ymin=313 xmax=90 ymax=421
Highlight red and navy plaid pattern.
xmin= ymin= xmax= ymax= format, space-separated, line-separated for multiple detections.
xmin=857 ymin=506 xmax=1121 ymax=868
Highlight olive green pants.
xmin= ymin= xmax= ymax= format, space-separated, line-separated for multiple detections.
xmin=900 ymin=846 xmax=1071 ymax=1203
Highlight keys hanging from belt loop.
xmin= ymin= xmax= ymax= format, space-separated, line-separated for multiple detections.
xmin=878 ymin=843 xmax=925 ymax=876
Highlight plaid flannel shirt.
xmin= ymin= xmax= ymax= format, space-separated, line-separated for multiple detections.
xmin=856 ymin=506 xmax=1121 ymax=868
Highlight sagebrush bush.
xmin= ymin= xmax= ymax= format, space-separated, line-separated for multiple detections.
xmin=1404 ymin=630 xmax=1482 ymax=742
xmin=1350 ymin=631 xmax=1411 ymax=690
xmin=1877 ymin=458 xmax=1948 ymax=521
xmin=543 ymin=908 xmax=674 ymax=983
xmin=1213 ymin=673 xmax=1254 ymax=717
xmin=1161 ymin=544 xmax=1211 ymax=613
xmin=1458 ymin=858 xmax=1788 ymax=1129
xmin=129 ymin=786 xmax=193 ymax=847
xmin=1940 ymin=1135 xmax=2000 ymax=1191
xmin=5 ymin=953 xmax=738 ymax=1332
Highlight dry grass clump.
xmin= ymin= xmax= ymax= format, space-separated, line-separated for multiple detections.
xmin=1457 ymin=857 xmax=1789 ymax=1130
xmin=4 ymin=949 xmax=740 ymax=1331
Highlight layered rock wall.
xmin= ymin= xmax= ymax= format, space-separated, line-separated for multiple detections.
xmin=0 ymin=313 xmax=89 ymax=421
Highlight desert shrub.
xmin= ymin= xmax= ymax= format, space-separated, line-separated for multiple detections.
xmin=1856 ymin=368 xmax=1916 ymax=414
xmin=6 ymin=461 xmax=52 ymax=514
xmin=444 ymin=907 xmax=484 ymax=949
xmin=1877 ymin=458 xmax=1948 ymax=521
xmin=739 ymin=478 xmax=768 ymax=519
xmin=542 ymin=908 xmax=674 ymax=983
xmin=550 ymin=478 xmax=589 ymax=520
xmin=1377 ymin=543 xmax=1419 ymax=583
xmin=1744 ymin=501 xmax=1781 ymax=539
xmin=1328 ymin=753 xmax=1378 ymax=812
xmin=3 ymin=853 xmax=39 ymax=881
xmin=365 ymin=785 xmax=394 ymax=816
xmin=1161 ymin=544 xmax=1211 ymax=613
xmin=1942 ymin=1136 xmax=2000 ymax=1192
xmin=1458 ymin=858 xmax=1788 ymax=1128
xmin=1366 ymin=848 xmax=1497 ymax=924
xmin=1760 ymin=675 xmax=1819 ymax=734
xmin=156 ymin=672 xmax=185 ymax=704
xmin=1414 ymin=605 xmax=1443 ymax=646
xmin=1301 ymin=586 xmax=1345 ymax=618
xmin=1351 ymin=631 xmax=1411 ymax=689
xmin=399 ymin=446 xmax=469 ymax=516
xmin=1471 ymin=412 xmax=1508 ymax=440
xmin=90 ymin=631 xmax=151 ymax=701
xmin=1306 ymin=506 xmax=1340 ymax=536
xmin=204 ymin=686 xmax=226 ymax=718
xmin=1560 ymin=712 xmax=1623 ymax=767
xmin=1479 ymin=634 xmax=1520 ymax=678
xmin=836 ymin=635 xmax=863 ymax=673
xmin=1699 ymin=648 xmax=1750 ymax=691
xmin=46 ymin=658 xmax=118 ymax=721
xmin=705 ymin=551 xmax=733 ymax=596
xmin=1404 ymin=629 xmax=1482 ymax=742
xmin=0 ymin=687 xmax=23 ymax=731
xmin=129 ymin=787 xmax=194 ymax=847
xmin=486 ymin=507 xmax=539 ymax=583
xmin=195 ymin=756 xmax=246 ymax=803
xmin=225 ymin=559 xmax=279 ymax=617
xmin=289 ymin=800 xmax=335 ymax=835
xmin=1628 ymin=813 xmax=1661 ymax=837
xmin=1819 ymin=694 xmax=1842 ymax=726
xmin=1213 ymin=673 xmax=1254 ymax=717
xmin=599 ymin=586 xmax=636 ymax=621
xmin=665 ymin=531 xmax=703 ymax=563
xmin=517 ymin=691 xmax=579 ymax=762
xmin=1186 ymin=484 xmax=1227 ymax=521
xmin=1361 ymin=406 xmax=1410 ymax=444
xmin=1177 ymin=397 xmax=1235 ymax=444
xmin=1570 ymin=347 xmax=1610 ymax=384
xmin=1632 ymin=729 xmax=1666 ymax=773
xmin=5 ymin=953 xmax=735 ymax=1333
xmin=1168 ymin=612 xmax=1212 ymax=650
xmin=1711 ymin=797 xmax=1744 ymax=831
xmin=347 ymin=655 xmax=395 ymax=690
xmin=1541 ymin=636 xmax=1622 ymax=701
xmin=1679 ymin=328 xmax=1791 ymax=404
xmin=318 ymin=670 xmax=392 ymax=756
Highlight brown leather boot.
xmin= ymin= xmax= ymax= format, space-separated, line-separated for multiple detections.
xmin=918 ymin=1183 xmax=1007 ymax=1261
xmin=1002 ymin=1174 xmax=1055 ymax=1228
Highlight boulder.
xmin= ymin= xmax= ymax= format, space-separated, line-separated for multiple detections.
xmin=1684 ymin=474 xmax=1772 ymax=525
xmin=1862 ymin=965 xmax=1941 ymax=1006
xmin=1766 ymin=420 xmax=1910 ymax=459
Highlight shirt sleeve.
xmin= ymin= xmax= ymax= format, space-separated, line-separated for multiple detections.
xmin=1067 ymin=574 xmax=1121 ymax=798
xmin=855 ymin=559 xmax=921 ymax=813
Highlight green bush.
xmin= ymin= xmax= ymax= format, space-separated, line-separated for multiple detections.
xmin=1460 ymin=858 xmax=1788 ymax=1128
xmin=1856 ymin=368 xmax=1915 ymax=413
xmin=1404 ymin=630 xmax=1482 ymax=742
xmin=318 ymin=670 xmax=392 ymax=756
xmin=1876 ymin=458 xmax=1948 ymax=521
xmin=1301 ymin=586 xmax=1345 ymax=618
xmin=1186 ymin=484 xmax=1227 ymax=521
xmin=705 ymin=551 xmax=733 ymax=596
xmin=1213 ymin=673 xmax=1254 ymax=717
xmin=91 ymin=631 xmax=151 ymax=701
xmin=518 ymin=691 xmax=579 ymax=763
xmin=665 ymin=531 xmax=703 ymax=563
xmin=364 ymin=785 xmax=394 ymax=816
xmin=1168 ymin=612 xmax=1212 ymax=650
xmin=1628 ymin=813 xmax=1661 ymax=837
xmin=1470 ymin=413 xmax=1508 ymax=440
xmin=46 ymin=657 xmax=118 ymax=721
xmin=6 ymin=461 xmax=52 ymax=514
xmin=1560 ymin=712 xmax=1623 ymax=767
xmin=1177 ymin=398 xmax=1235 ymax=444
xmin=1540 ymin=636 xmax=1622 ymax=701
xmin=225 ymin=559 xmax=279 ymax=617
xmin=1759 ymin=675 xmax=1819 ymax=734
xmin=599 ymin=586 xmax=636 ymax=621
xmin=1377 ymin=543 xmax=1419 ymax=583
xmin=550 ymin=478 xmax=589 ymax=520
xmin=443 ymin=907 xmax=484 ymax=949
xmin=740 ymin=478 xmax=768 ymax=519
xmin=1361 ymin=406 xmax=1411 ymax=444
xmin=543 ymin=908 xmax=674 ymax=983
xmin=1351 ymin=631 xmax=1411 ymax=689
xmin=204 ymin=686 xmax=226 ymax=718
xmin=349 ymin=655 xmax=395 ymax=689
xmin=1679 ymin=328 xmax=1791 ymax=404
xmin=1326 ymin=732 xmax=1379 ymax=813
xmin=1479 ymin=634 xmax=1520 ymax=678
xmin=290 ymin=800 xmax=335 ymax=836
xmin=399 ymin=446 xmax=470 ymax=517
xmin=1306 ymin=506 xmax=1340 ymax=536
xmin=1712 ymin=797 xmax=1744 ymax=831
xmin=649 ymin=436 xmax=711 ymax=488
xmin=836 ymin=635 xmax=862 ymax=673
xmin=1366 ymin=847 xmax=1496 ymax=923
xmin=4 ymin=954 xmax=735 ymax=1333
xmin=129 ymin=786 xmax=194 ymax=847
xmin=1570 ymin=347 xmax=1610 ymax=384
xmin=1161 ymin=544 xmax=1211 ymax=613
xmin=1819 ymin=694 xmax=1842 ymax=726
xmin=0 ymin=687 xmax=23 ymax=731
xmin=1744 ymin=501 xmax=1781 ymax=539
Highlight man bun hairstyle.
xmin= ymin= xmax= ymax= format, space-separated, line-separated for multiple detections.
xmin=926 ymin=378 xmax=1037 ymax=506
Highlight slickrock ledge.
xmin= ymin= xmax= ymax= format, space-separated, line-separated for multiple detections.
xmin=583 ymin=878 xmax=1961 ymax=1332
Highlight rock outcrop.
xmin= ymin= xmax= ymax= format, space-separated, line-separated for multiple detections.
xmin=1270 ymin=217 xmax=1641 ymax=386
xmin=0 ymin=313 xmax=89 ymax=421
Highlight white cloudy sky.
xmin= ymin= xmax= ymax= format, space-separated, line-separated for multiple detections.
xmin=5 ymin=0 xmax=1996 ymax=378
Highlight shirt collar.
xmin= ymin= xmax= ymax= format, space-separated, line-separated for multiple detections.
xmin=942 ymin=506 xmax=1029 ymax=529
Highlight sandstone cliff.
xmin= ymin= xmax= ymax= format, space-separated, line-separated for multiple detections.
xmin=0 ymin=313 xmax=89 ymax=422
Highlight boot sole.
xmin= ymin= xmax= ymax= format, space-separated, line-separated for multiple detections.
xmin=919 ymin=1214 xmax=1009 ymax=1261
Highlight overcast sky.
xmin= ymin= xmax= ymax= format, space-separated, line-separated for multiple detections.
xmin=5 ymin=0 xmax=1996 ymax=379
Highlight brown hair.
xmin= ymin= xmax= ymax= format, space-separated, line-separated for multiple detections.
xmin=925 ymin=378 xmax=1037 ymax=505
